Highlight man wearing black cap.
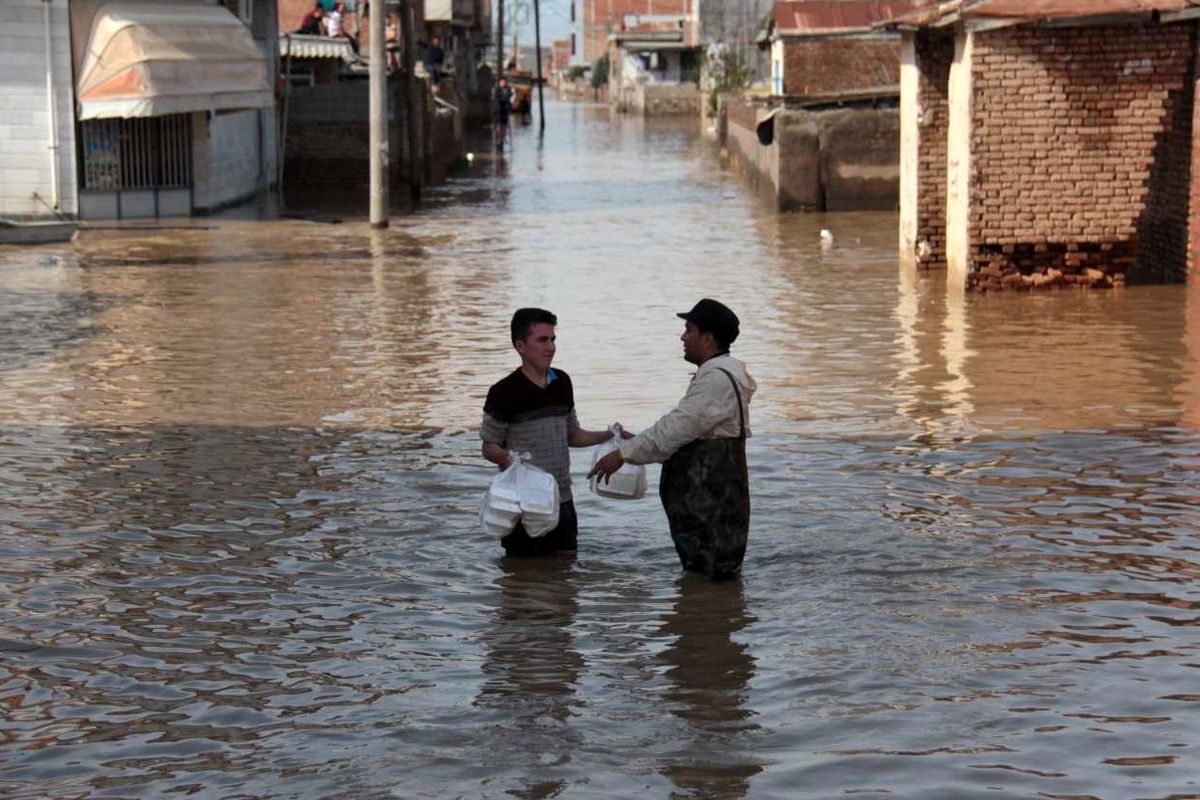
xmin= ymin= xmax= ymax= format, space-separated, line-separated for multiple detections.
xmin=589 ymin=298 xmax=756 ymax=580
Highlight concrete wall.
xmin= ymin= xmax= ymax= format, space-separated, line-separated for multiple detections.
xmin=898 ymin=34 xmax=919 ymax=268
xmin=283 ymin=77 xmax=458 ymax=210
xmin=780 ymin=35 xmax=902 ymax=98
xmin=821 ymin=108 xmax=901 ymax=211
xmin=194 ymin=110 xmax=269 ymax=213
xmin=724 ymin=100 xmax=899 ymax=211
xmin=639 ymin=83 xmax=701 ymax=116
xmin=284 ymin=82 xmax=410 ymax=208
xmin=967 ymin=23 xmax=1195 ymax=290
xmin=0 ymin=0 xmax=77 ymax=219
xmin=725 ymin=103 xmax=782 ymax=205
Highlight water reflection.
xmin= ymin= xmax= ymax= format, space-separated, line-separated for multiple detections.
xmin=658 ymin=577 xmax=761 ymax=799
xmin=475 ymin=557 xmax=582 ymax=797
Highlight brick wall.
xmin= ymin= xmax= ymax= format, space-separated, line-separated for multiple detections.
xmin=279 ymin=0 xmax=353 ymax=33
xmin=583 ymin=0 xmax=689 ymax=62
xmin=915 ymin=29 xmax=953 ymax=269
xmin=969 ymin=24 xmax=1194 ymax=290
xmin=1141 ymin=38 xmax=1195 ymax=284
xmin=1191 ymin=77 xmax=1200 ymax=278
xmin=782 ymin=36 xmax=901 ymax=97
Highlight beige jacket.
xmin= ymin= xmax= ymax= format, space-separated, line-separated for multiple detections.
xmin=619 ymin=354 xmax=756 ymax=465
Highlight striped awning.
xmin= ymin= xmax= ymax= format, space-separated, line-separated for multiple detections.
xmin=279 ymin=33 xmax=360 ymax=63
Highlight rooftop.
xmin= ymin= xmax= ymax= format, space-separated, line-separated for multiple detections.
xmin=771 ymin=1 xmax=921 ymax=35
xmin=882 ymin=0 xmax=1200 ymax=27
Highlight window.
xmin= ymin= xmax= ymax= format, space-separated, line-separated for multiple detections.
xmin=80 ymin=115 xmax=193 ymax=192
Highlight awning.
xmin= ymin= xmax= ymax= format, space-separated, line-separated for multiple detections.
xmin=279 ymin=33 xmax=359 ymax=63
xmin=77 ymin=1 xmax=272 ymax=121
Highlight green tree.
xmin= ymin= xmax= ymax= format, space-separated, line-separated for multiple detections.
xmin=591 ymin=54 xmax=610 ymax=90
xmin=704 ymin=46 xmax=754 ymax=115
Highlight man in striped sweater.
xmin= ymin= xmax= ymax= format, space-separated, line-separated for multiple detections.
xmin=481 ymin=308 xmax=628 ymax=557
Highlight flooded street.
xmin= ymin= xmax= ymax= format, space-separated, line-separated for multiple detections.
xmin=2 ymin=101 xmax=1199 ymax=799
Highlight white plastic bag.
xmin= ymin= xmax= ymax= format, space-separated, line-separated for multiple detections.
xmin=480 ymin=452 xmax=561 ymax=537
xmin=589 ymin=424 xmax=647 ymax=500
xmin=516 ymin=456 xmax=560 ymax=537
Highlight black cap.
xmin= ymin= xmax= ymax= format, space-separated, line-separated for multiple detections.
xmin=677 ymin=298 xmax=740 ymax=347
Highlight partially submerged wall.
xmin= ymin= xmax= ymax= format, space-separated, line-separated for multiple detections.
xmin=639 ymin=83 xmax=701 ymax=116
xmin=283 ymin=78 xmax=458 ymax=210
xmin=723 ymin=100 xmax=899 ymax=212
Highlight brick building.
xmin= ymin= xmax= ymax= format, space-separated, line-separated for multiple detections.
xmin=552 ymin=38 xmax=572 ymax=76
xmin=762 ymin=1 xmax=917 ymax=98
xmin=580 ymin=0 xmax=698 ymax=63
xmin=888 ymin=0 xmax=1200 ymax=291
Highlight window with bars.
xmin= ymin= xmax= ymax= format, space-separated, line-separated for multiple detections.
xmin=80 ymin=115 xmax=193 ymax=192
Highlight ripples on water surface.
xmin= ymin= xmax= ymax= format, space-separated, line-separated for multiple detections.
xmin=1 ymin=103 xmax=1199 ymax=799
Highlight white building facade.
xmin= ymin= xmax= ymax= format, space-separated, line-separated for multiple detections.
xmin=1 ymin=0 xmax=279 ymax=222
xmin=0 ymin=0 xmax=79 ymax=220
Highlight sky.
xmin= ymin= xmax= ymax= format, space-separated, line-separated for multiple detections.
xmin=503 ymin=0 xmax=575 ymax=47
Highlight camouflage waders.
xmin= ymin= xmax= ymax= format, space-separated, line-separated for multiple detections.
xmin=659 ymin=368 xmax=749 ymax=580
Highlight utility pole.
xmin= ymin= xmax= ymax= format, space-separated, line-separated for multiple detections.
xmin=401 ymin=0 xmax=422 ymax=207
xmin=498 ymin=0 xmax=505 ymax=77
xmin=369 ymin=0 xmax=389 ymax=227
xmin=534 ymin=0 xmax=545 ymax=133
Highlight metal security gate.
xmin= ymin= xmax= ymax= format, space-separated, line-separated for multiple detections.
xmin=79 ymin=114 xmax=193 ymax=219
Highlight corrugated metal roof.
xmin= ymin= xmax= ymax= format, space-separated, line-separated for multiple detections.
xmin=882 ymin=0 xmax=1200 ymax=27
xmin=773 ymin=1 xmax=922 ymax=34
xmin=969 ymin=0 xmax=1197 ymax=18
xmin=279 ymin=33 xmax=359 ymax=62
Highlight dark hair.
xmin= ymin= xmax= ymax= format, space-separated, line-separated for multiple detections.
xmin=706 ymin=329 xmax=732 ymax=351
xmin=511 ymin=308 xmax=557 ymax=343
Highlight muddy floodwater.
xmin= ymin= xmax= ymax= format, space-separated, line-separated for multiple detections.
xmin=2 ymin=102 xmax=1199 ymax=799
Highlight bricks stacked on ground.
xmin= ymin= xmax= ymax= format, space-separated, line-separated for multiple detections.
xmin=782 ymin=38 xmax=902 ymax=98
xmin=969 ymin=24 xmax=1193 ymax=292
xmin=915 ymin=29 xmax=953 ymax=270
